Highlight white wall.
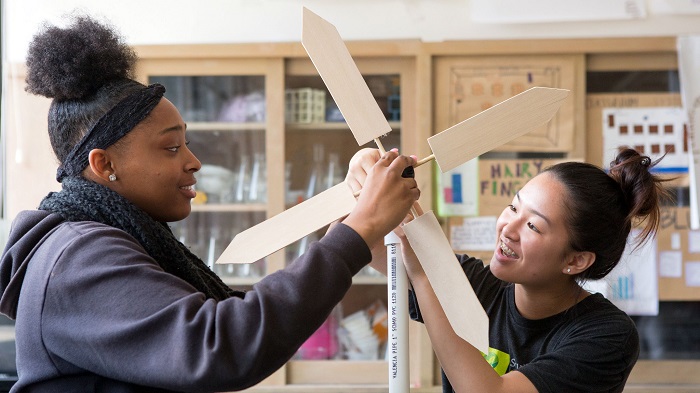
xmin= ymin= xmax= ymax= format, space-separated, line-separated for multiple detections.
xmin=6 ymin=0 xmax=700 ymax=62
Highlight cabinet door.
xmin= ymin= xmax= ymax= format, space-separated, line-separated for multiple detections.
xmin=138 ymin=58 xmax=284 ymax=286
xmin=283 ymin=56 xmax=424 ymax=383
xmin=283 ymin=58 xmax=402 ymax=270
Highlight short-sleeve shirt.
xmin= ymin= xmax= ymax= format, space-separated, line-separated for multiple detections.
xmin=409 ymin=254 xmax=639 ymax=393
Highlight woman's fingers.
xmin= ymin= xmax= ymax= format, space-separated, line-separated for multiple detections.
xmin=342 ymin=149 xmax=420 ymax=247
xmin=345 ymin=148 xmax=380 ymax=193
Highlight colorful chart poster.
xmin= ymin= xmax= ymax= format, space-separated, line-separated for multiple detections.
xmin=436 ymin=158 xmax=479 ymax=217
xmin=602 ymin=107 xmax=689 ymax=173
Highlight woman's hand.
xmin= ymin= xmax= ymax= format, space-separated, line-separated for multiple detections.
xmin=345 ymin=148 xmax=381 ymax=195
xmin=342 ymin=148 xmax=420 ymax=250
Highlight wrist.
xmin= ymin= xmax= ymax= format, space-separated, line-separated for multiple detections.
xmin=342 ymin=214 xmax=381 ymax=248
xmin=406 ymin=265 xmax=428 ymax=284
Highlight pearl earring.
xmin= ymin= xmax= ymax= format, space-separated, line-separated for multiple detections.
xmin=109 ymin=174 xmax=117 ymax=182
xmin=567 ymin=268 xmax=571 ymax=274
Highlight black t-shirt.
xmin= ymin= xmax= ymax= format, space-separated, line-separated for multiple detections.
xmin=409 ymin=254 xmax=639 ymax=393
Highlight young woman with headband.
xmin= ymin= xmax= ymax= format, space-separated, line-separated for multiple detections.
xmin=0 ymin=16 xmax=419 ymax=392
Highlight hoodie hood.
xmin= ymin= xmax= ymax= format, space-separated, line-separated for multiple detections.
xmin=0 ymin=210 xmax=64 ymax=319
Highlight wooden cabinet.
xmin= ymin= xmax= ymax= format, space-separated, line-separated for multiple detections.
xmin=6 ymin=36 xmax=696 ymax=391
xmin=132 ymin=39 xmax=700 ymax=392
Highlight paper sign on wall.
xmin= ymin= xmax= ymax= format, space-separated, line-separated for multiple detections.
xmin=584 ymin=230 xmax=659 ymax=315
xmin=685 ymin=262 xmax=700 ymax=286
xmin=477 ymin=158 xmax=567 ymax=216
xmin=436 ymin=158 xmax=479 ymax=217
xmin=688 ymin=230 xmax=700 ymax=253
xmin=659 ymin=250 xmax=683 ymax=278
xmin=450 ymin=216 xmax=497 ymax=251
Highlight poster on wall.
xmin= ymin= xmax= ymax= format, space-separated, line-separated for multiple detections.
xmin=434 ymin=55 xmax=577 ymax=153
xmin=602 ymin=107 xmax=689 ymax=173
xmin=585 ymin=230 xmax=659 ymax=316
xmin=448 ymin=65 xmax=567 ymax=150
xmin=477 ymin=158 xmax=570 ymax=216
xmin=655 ymin=206 xmax=700 ymax=300
xmin=449 ymin=216 xmax=497 ymax=251
xmin=436 ymin=158 xmax=479 ymax=217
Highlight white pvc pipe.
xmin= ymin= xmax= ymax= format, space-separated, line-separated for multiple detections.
xmin=385 ymin=231 xmax=409 ymax=393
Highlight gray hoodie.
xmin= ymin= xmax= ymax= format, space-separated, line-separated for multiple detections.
xmin=0 ymin=210 xmax=370 ymax=392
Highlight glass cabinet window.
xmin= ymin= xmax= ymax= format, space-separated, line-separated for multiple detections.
xmin=149 ymin=75 xmax=268 ymax=282
xmin=150 ymin=76 xmax=265 ymax=123
xmin=284 ymin=72 xmax=402 ymax=362
xmin=284 ymin=73 xmax=401 ymax=264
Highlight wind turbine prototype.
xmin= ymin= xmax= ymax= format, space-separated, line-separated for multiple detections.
xmin=217 ymin=7 xmax=569 ymax=389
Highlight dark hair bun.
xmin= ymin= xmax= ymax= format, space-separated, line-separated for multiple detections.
xmin=608 ymin=147 xmax=671 ymax=246
xmin=25 ymin=16 xmax=137 ymax=100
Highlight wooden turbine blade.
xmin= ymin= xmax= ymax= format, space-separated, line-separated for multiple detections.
xmin=301 ymin=7 xmax=392 ymax=146
xmin=428 ymin=86 xmax=569 ymax=172
xmin=402 ymin=211 xmax=489 ymax=353
xmin=215 ymin=183 xmax=357 ymax=265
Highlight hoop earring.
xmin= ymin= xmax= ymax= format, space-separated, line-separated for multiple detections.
xmin=108 ymin=174 xmax=117 ymax=182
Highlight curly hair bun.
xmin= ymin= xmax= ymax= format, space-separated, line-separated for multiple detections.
xmin=25 ymin=16 xmax=137 ymax=101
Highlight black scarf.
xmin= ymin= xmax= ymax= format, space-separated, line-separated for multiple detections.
xmin=39 ymin=176 xmax=237 ymax=301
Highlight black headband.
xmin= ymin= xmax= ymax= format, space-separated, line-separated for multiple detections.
xmin=56 ymin=83 xmax=166 ymax=182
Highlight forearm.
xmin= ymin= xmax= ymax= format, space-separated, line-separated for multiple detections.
xmin=331 ymin=216 xmax=388 ymax=275
xmin=368 ymin=240 xmax=388 ymax=275
xmin=410 ymin=275 xmax=516 ymax=393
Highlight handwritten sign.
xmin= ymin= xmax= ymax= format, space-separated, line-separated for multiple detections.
xmin=478 ymin=158 xmax=567 ymax=216
xmin=450 ymin=216 xmax=498 ymax=251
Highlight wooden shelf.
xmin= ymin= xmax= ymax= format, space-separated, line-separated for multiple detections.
xmin=187 ymin=122 xmax=266 ymax=131
xmin=221 ymin=269 xmax=385 ymax=287
xmin=242 ymin=386 xmax=700 ymax=393
xmin=238 ymin=383 xmax=700 ymax=393
xmin=190 ymin=203 xmax=267 ymax=212
xmin=222 ymin=276 xmax=262 ymax=286
xmin=352 ymin=275 xmax=387 ymax=285
xmin=240 ymin=385 xmax=440 ymax=393
xmin=286 ymin=121 xmax=401 ymax=131
xmin=286 ymin=360 xmax=387 ymax=385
